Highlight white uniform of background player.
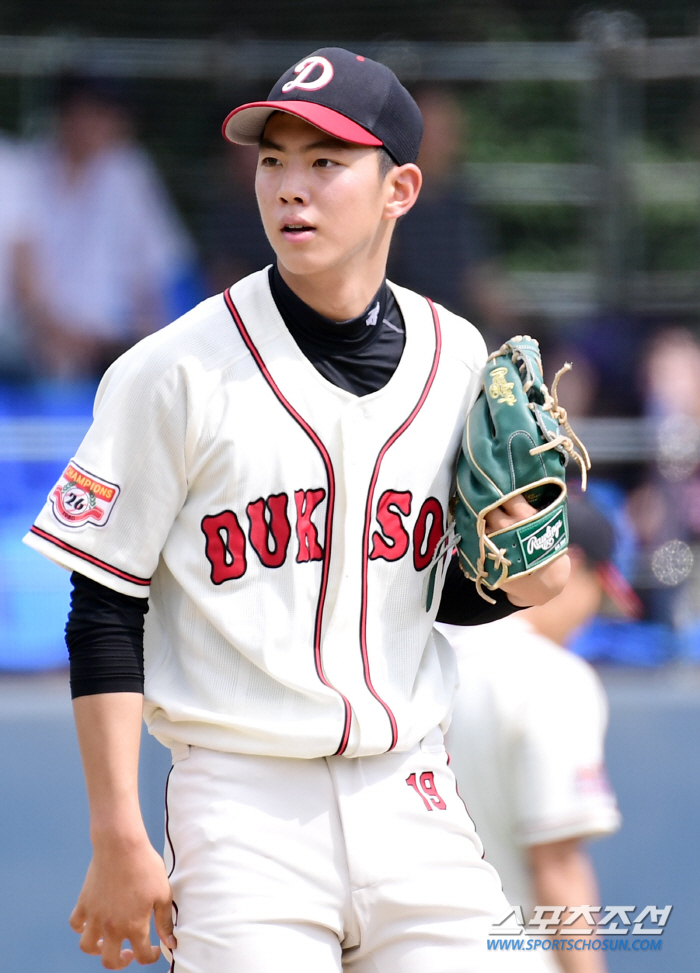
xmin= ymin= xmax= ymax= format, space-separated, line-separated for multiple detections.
xmin=437 ymin=499 xmax=635 ymax=972
xmin=24 ymin=49 xmax=568 ymax=973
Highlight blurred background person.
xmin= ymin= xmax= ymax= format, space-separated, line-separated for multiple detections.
xmin=16 ymin=74 xmax=200 ymax=380
xmin=0 ymin=133 xmax=33 ymax=379
xmin=626 ymin=327 xmax=700 ymax=635
xmin=388 ymin=84 xmax=517 ymax=340
xmin=437 ymin=498 xmax=638 ymax=971
xmin=199 ymin=139 xmax=275 ymax=294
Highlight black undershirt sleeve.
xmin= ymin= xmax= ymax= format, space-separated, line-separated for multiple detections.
xmin=435 ymin=553 xmax=523 ymax=626
xmin=65 ymin=572 xmax=148 ymax=699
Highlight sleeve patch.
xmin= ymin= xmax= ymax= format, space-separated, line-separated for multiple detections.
xmin=49 ymin=460 xmax=121 ymax=530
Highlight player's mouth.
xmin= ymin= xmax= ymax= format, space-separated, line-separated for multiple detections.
xmin=281 ymin=222 xmax=316 ymax=242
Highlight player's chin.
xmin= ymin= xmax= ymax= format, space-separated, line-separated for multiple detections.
xmin=275 ymin=244 xmax=332 ymax=277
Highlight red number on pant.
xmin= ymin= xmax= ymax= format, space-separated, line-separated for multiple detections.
xmin=419 ymin=771 xmax=447 ymax=809
xmin=406 ymin=771 xmax=447 ymax=811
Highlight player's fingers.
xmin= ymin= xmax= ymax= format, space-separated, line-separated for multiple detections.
xmin=98 ymin=933 xmax=133 ymax=970
xmin=154 ymin=898 xmax=177 ymax=950
xmin=69 ymin=901 xmax=87 ymax=933
xmin=501 ymin=494 xmax=536 ymax=518
xmin=77 ymin=920 xmax=104 ymax=956
xmin=132 ymin=943 xmax=162 ymax=966
xmin=128 ymin=926 xmax=162 ymax=966
xmin=485 ymin=494 xmax=536 ymax=533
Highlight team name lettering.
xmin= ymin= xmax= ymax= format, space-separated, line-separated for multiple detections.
xmin=294 ymin=489 xmax=326 ymax=562
xmin=247 ymin=494 xmax=291 ymax=569
xmin=370 ymin=490 xmax=412 ymax=561
xmin=413 ymin=497 xmax=445 ymax=571
xmin=201 ymin=510 xmax=248 ymax=584
xmin=202 ymin=488 xmax=446 ymax=583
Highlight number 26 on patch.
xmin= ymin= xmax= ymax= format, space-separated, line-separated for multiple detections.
xmin=406 ymin=771 xmax=447 ymax=811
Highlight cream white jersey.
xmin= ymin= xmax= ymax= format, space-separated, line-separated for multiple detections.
xmin=438 ymin=615 xmax=621 ymax=923
xmin=25 ymin=269 xmax=487 ymax=759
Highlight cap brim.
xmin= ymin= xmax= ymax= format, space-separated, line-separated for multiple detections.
xmin=596 ymin=562 xmax=643 ymax=619
xmin=222 ymin=101 xmax=383 ymax=148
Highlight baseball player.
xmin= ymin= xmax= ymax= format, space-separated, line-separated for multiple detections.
xmin=25 ymin=49 xmax=569 ymax=973
xmin=438 ymin=498 xmax=632 ymax=972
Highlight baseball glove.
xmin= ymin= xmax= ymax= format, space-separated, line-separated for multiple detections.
xmin=453 ymin=335 xmax=590 ymax=603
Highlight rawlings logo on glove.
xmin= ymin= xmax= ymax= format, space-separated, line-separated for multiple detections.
xmin=453 ymin=335 xmax=590 ymax=603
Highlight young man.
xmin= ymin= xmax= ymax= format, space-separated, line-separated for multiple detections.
xmin=438 ymin=499 xmax=631 ymax=972
xmin=25 ymin=49 xmax=568 ymax=972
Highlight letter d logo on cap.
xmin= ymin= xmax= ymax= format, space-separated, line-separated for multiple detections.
xmin=282 ymin=56 xmax=335 ymax=93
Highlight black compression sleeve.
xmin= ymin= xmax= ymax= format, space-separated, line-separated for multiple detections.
xmin=65 ymin=572 xmax=148 ymax=699
xmin=435 ymin=554 xmax=523 ymax=625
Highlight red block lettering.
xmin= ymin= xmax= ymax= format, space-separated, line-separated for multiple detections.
xmin=247 ymin=494 xmax=291 ymax=568
xmin=370 ymin=490 xmax=412 ymax=561
xmin=413 ymin=497 xmax=444 ymax=571
xmin=294 ymin=488 xmax=326 ymax=562
xmin=201 ymin=511 xmax=247 ymax=584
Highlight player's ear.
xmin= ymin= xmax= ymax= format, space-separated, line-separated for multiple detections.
xmin=383 ymin=163 xmax=422 ymax=221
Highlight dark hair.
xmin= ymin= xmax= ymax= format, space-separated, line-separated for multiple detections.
xmin=54 ymin=73 xmax=129 ymax=112
xmin=377 ymin=147 xmax=396 ymax=180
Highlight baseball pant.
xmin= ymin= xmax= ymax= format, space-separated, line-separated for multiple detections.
xmin=162 ymin=729 xmax=510 ymax=973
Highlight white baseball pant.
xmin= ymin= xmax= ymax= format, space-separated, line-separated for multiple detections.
xmin=161 ymin=729 xmax=510 ymax=973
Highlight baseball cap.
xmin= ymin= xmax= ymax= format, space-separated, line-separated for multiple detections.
xmin=222 ymin=47 xmax=423 ymax=166
xmin=568 ymin=497 xmax=642 ymax=619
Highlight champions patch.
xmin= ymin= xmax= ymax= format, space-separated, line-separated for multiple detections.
xmin=516 ymin=506 xmax=568 ymax=571
xmin=49 ymin=461 xmax=120 ymax=529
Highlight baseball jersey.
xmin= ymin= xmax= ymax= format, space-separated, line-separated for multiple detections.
xmin=25 ymin=268 xmax=487 ymax=760
xmin=438 ymin=615 xmax=621 ymax=921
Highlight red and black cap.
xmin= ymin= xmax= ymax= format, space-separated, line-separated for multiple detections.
xmin=568 ymin=496 xmax=642 ymax=619
xmin=222 ymin=47 xmax=423 ymax=167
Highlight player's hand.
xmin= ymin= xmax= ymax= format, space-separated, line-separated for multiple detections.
xmin=69 ymin=832 xmax=176 ymax=969
xmin=483 ymin=494 xmax=535 ymax=534
xmin=486 ymin=496 xmax=570 ymax=606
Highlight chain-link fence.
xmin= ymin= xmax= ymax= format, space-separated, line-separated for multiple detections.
xmin=3 ymin=8 xmax=700 ymax=665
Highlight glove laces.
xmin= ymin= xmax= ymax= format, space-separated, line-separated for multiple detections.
xmin=528 ymin=362 xmax=592 ymax=490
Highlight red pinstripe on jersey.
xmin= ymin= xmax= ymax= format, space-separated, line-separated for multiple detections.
xmin=29 ymin=525 xmax=151 ymax=586
xmin=359 ymin=297 xmax=442 ymax=752
xmin=223 ymin=288 xmax=354 ymax=756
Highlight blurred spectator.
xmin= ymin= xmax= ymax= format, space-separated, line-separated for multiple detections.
xmin=200 ymin=141 xmax=274 ymax=293
xmin=626 ymin=327 xmax=700 ymax=628
xmin=17 ymin=75 xmax=198 ymax=380
xmin=438 ymin=499 xmax=630 ymax=970
xmin=543 ymin=313 xmax=644 ymax=418
xmin=388 ymin=85 xmax=516 ymax=337
xmin=0 ymin=135 xmax=33 ymax=379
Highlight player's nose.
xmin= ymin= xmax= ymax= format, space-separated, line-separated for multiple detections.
xmin=277 ymin=164 xmax=310 ymax=206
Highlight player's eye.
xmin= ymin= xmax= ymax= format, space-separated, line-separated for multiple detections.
xmin=260 ymin=156 xmax=281 ymax=168
xmin=313 ymin=158 xmax=338 ymax=168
